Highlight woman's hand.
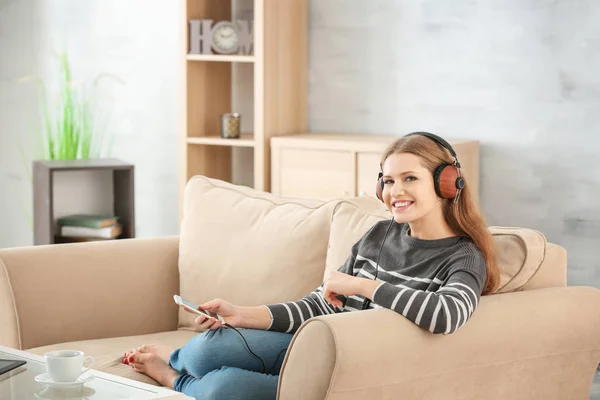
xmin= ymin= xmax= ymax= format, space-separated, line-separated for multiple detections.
xmin=322 ymin=271 xmax=366 ymax=307
xmin=191 ymin=298 xmax=240 ymax=330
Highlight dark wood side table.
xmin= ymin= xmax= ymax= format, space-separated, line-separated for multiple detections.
xmin=33 ymin=158 xmax=135 ymax=245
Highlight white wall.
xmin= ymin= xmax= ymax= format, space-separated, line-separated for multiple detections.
xmin=0 ymin=0 xmax=181 ymax=247
xmin=308 ymin=0 xmax=600 ymax=286
xmin=0 ymin=0 xmax=42 ymax=247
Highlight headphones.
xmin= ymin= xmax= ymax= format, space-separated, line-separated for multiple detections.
xmin=375 ymin=131 xmax=465 ymax=202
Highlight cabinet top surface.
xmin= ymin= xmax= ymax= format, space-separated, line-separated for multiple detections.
xmin=34 ymin=158 xmax=134 ymax=170
xmin=271 ymin=133 xmax=479 ymax=153
xmin=272 ymin=132 xmax=478 ymax=144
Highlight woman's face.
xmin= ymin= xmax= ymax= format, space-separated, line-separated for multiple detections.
xmin=381 ymin=152 xmax=440 ymax=224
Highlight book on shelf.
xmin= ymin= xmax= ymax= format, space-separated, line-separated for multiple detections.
xmin=54 ymin=236 xmax=118 ymax=243
xmin=57 ymin=214 xmax=119 ymax=229
xmin=61 ymin=224 xmax=122 ymax=239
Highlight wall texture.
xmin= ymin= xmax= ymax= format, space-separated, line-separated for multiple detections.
xmin=308 ymin=0 xmax=600 ymax=286
xmin=0 ymin=0 xmax=42 ymax=248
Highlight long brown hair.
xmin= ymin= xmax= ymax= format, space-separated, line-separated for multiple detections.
xmin=381 ymin=135 xmax=500 ymax=295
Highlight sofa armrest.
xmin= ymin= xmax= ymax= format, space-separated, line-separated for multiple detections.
xmin=0 ymin=237 xmax=180 ymax=350
xmin=278 ymin=286 xmax=600 ymax=400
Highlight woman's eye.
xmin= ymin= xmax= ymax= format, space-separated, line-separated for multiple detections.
xmin=405 ymin=176 xmax=417 ymax=182
xmin=383 ymin=179 xmax=394 ymax=185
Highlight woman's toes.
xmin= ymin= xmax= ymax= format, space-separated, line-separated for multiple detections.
xmin=127 ymin=352 xmax=178 ymax=388
xmin=124 ymin=348 xmax=135 ymax=359
xmin=141 ymin=345 xmax=174 ymax=364
xmin=122 ymin=351 xmax=135 ymax=364
xmin=130 ymin=353 xmax=155 ymax=373
xmin=130 ymin=361 xmax=143 ymax=372
xmin=130 ymin=352 xmax=151 ymax=364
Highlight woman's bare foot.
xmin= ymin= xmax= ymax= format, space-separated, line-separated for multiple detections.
xmin=129 ymin=352 xmax=180 ymax=389
xmin=123 ymin=344 xmax=174 ymax=365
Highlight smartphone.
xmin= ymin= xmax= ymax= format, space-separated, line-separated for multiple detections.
xmin=0 ymin=359 xmax=27 ymax=383
xmin=173 ymin=295 xmax=225 ymax=323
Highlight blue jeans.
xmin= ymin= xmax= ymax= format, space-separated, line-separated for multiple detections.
xmin=169 ymin=328 xmax=294 ymax=400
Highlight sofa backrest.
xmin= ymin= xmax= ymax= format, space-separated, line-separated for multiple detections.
xmin=177 ymin=176 xmax=339 ymax=330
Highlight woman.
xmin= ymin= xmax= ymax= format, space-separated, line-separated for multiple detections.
xmin=124 ymin=132 xmax=500 ymax=400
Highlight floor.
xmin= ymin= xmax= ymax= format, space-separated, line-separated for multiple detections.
xmin=591 ymin=367 xmax=600 ymax=399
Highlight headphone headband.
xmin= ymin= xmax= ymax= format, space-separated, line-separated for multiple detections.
xmin=403 ymin=131 xmax=461 ymax=168
xmin=375 ymin=131 xmax=465 ymax=202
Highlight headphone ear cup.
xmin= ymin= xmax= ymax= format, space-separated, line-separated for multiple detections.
xmin=375 ymin=176 xmax=384 ymax=201
xmin=434 ymin=164 xmax=462 ymax=199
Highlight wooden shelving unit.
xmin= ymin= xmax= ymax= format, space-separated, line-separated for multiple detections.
xmin=179 ymin=0 xmax=308 ymax=218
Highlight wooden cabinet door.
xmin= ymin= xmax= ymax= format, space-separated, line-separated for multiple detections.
xmin=357 ymin=152 xmax=383 ymax=198
xmin=273 ymin=148 xmax=354 ymax=200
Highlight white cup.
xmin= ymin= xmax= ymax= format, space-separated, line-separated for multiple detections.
xmin=44 ymin=350 xmax=94 ymax=383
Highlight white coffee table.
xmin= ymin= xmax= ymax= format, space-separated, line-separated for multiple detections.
xmin=0 ymin=345 xmax=191 ymax=399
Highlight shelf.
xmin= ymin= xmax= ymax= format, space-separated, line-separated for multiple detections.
xmin=187 ymin=133 xmax=255 ymax=148
xmin=186 ymin=54 xmax=255 ymax=63
xmin=33 ymin=159 xmax=135 ymax=245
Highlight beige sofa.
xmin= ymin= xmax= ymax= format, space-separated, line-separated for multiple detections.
xmin=2 ymin=176 xmax=600 ymax=399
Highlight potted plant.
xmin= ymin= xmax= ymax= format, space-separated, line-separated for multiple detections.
xmin=19 ymin=51 xmax=129 ymax=243
xmin=21 ymin=50 xmax=125 ymax=161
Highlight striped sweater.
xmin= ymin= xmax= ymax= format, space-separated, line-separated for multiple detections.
xmin=264 ymin=220 xmax=487 ymax=335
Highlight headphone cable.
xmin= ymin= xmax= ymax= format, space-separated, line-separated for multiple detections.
xmin=223 ymin=323 xmax=266 ymax=373
xmin=222 ymin=323 xmax=288 ymax=374
xmin=362 ymin=217 xmax=395 ymax=310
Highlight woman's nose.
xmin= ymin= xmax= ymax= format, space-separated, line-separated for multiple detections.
xmin=390 ymin=183 xmax=405 ymax=196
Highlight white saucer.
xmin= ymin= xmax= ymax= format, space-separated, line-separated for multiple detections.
xmin=34 ymin=372 xmax=95 ymax=388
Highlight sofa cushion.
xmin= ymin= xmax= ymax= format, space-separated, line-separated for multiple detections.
xmin=489 ymin=226 xmax=547 ymax=293
xmin=325 ymin=198 xmax=549 ymax=295
xmin=324 ymin=197 xmax=390 ymax=279
xmin=178 ymin=176 xmax=337 ymax=330
xmin=27 ymin=330 xmax=197 ymax=386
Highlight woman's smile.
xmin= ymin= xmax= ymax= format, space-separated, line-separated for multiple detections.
xmin=391 ymin=200 xmax=414 ymax=212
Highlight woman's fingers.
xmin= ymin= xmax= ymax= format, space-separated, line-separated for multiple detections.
xmin=195 ymin=314 xmax=220 ymax=330
xmin=204 ymin=319 xmax=221 ymax=330
xmin=200 ymin=299 xmax=223 ymax=315
xmin=195 ymin=314 xmax=209 ymax=325
xmin=327 ymin=298 xmax=342 ymax=307
xmin=325 ymin=292 xmax=343 ymax=308
xmin=326 ymin=297 xmax=340 ymax=307
xmin=322 ymin=285 xmax=331 ymax=300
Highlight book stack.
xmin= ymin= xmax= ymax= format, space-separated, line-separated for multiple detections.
xmin=56 ymin=214 xmax=122 ymax=242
